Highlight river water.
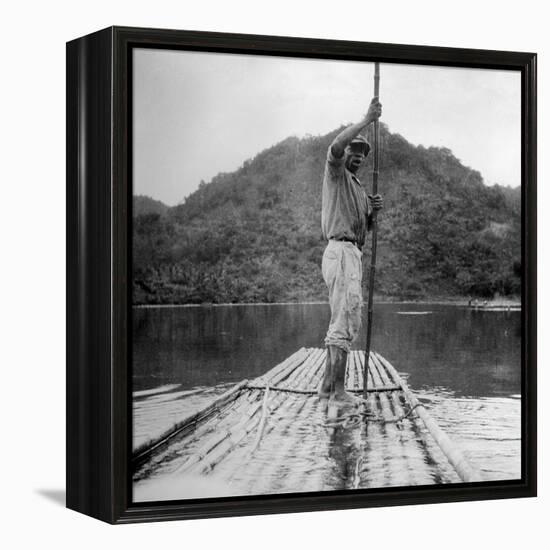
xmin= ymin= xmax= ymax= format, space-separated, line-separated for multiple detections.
xmin=132 ymin=303 xmax=521 ymax=495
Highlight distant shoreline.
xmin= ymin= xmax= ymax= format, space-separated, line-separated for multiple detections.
xmin=133 ymin=298 xmax=521 ymax=309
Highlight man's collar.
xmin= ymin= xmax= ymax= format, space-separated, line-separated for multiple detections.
xmin=350 ymin=173 xmax=362 ymax=185
xmin=344 ymin=166 xmax=362 ymax=185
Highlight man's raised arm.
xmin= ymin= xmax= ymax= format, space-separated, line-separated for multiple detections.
xmin=330 ymin=97 xmax=382 ymax=158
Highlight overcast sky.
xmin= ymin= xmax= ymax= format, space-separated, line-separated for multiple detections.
xmin=133 ymin=48 xmax=520 ymax=206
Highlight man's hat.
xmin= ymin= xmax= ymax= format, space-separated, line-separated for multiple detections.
xmin=349 ymin=134 xmax=371 ymax=155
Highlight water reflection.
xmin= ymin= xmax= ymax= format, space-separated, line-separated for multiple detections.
xmin=324 ymin=423 xmax=361 ymax=490
xmin=133 ymin=303 xmax=521 ymax=398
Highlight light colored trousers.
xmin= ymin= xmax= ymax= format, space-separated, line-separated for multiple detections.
xmin=322 ymin=240 xmax=363 ymax=353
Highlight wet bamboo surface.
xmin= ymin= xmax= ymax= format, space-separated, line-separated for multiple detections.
xmin=134 ymin=348 xmax=481 ymax=497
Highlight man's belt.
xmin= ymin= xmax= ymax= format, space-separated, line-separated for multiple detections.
xmin=331 ymin=237 xmax=361 ymax=249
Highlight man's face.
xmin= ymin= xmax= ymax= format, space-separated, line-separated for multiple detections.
xmin=344 ymin=145 xmax=367 ymax=173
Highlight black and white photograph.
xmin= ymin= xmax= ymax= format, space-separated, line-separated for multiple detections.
xmin=131 ymin=47 xmax=523 ymax=502
xmin=3 ymin=0 xmax=547 ymax=541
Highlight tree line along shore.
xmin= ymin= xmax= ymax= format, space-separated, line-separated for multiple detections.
xmin=133 ymin=124 xmax=520 ymax=306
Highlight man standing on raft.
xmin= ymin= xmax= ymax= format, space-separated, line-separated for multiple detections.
xmin=319 ymin=96 xmax=383 ymax=407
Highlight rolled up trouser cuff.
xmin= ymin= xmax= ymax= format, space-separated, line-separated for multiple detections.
xmin=324 ymin=338 xmax=352 ymax=353
xmin=322 ymin=240 xmax=363 ymax=353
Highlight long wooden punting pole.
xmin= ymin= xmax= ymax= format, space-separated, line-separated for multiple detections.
xmin=364 ymin=62 xmax=381 ymax=399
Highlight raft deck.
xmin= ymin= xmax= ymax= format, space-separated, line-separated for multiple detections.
xmin=133 ymin=348 xmax=480 ymax=498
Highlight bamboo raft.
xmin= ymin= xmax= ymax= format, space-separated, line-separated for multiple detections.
xmin=468 ymin=305 xmax=521 ymax=312
xmin=133 ymin=348 xmax=481 ymax=498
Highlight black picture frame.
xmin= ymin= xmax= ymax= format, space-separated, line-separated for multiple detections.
xmin=66 ymin=26 xmax=537 ymax=524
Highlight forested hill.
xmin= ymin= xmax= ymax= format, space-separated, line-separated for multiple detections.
xmin=133 ymin=195 xmax=169 ymax=217
xmin=133 ymin=124 xmax=521 ymax=305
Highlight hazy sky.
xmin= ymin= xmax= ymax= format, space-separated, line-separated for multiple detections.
xmin=133 ymin=48 xmax=521 ymax=206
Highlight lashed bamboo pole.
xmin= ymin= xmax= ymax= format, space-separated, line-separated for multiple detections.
xmin=172 ymin=350 xmax=314 ymax=475
xmin=369 ymin=352 xmax=396 ymax=422
xmin=352 ymin=350 xmax=364 ymax=389
xmin=197 ymin=350 xmax=324 ymax=475
xmin=370 ymin=353 xmax=409 ymax=423
xmin=380 ymin=390 xmax=419 ymax=484
xmin=248 ymin=385 xmax=271 ymax=457
xmin=174 ymin=374 xmax=271 ymax=446
xmin=132 ymin=379 xmax=249 ymax=466
xmin=143 ymin=350 xmax=308 ymax=478
xmin=359 ymin=367 xmax=386 ymax=488
xmin=370 ymin=353 xmax=430 ymax=486
xmin=135 ymin=348 xmax=310 ymax=468
xmin=224 ymin=349 xmax=326 ymax=485
xmin=246 ymin=384 xmax=400 ymax=394
xmin=351 ymin=351 xmax=360 ymax=390
xmin=369 ymin=351 xmax=402 ymax=485
xmin=250 ymin=396 xmax=320 ymax=495
xmin=172 ymin=393 xmax=264 ymax=474
xmin=375 ymin=353 xmax=482 ymax=483
xmin=241 ymin=352 xmax=327 ymax=491
xmin=251 ymin=347 xmax=308 ymax=387
xmin=370 ymin=353 xmax=410 ymax=423
xmin=345 ymin=353 xmax=355 ymax=389
xmin=358 ymin=351 xmax=378 ymax=421
xmin=250 ymin=349 xmax=324 ymax=426
xmin=373 ymin=352 xmax=456 ymax=484
xmin=280 ymin=348 xmax=321 ymax=388
xmin=184 ymin=349 xmax=323 ymax=476
xmin=288 ymin=353 xmax=341 ymax=492
xmin=243 ymin=348 xmax=325 ymax=461
xmin=369 ymin=352 xmax=414 ymax=487
xmin=308 ymin=350 xmax=330 ymax=389
xmin=371 ymin=353 xmax=423 ymax=485
xmin=364 ymin=62 xmax=381 ymax=399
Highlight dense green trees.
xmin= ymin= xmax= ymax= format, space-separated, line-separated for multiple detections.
xmin=132 ymin=126 xmax=520 ymax=304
